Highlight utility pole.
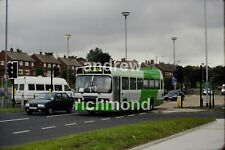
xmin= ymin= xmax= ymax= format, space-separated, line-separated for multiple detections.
xmin=4 ymin=0 xmax=9 ymax=107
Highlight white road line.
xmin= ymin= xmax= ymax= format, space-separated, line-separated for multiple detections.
xmin=115 ymin=116 xmax=124 ymax=119
xmin=13 ymin=130 xmax=30 ymax=135
xmin=0 ymin=117 xmax=29 ymax=123
xmin=65 ymin=122 xmax=77 ymax=126
xmin=84 ymin=120 xmax=95 ymax=124
xmin=139 ymin=112 xmax=147 ymax=115
xmin=101 ymin=118 xmax=111 ymax=121
xmin=128 ymin=114 xmax=135 ymax=117
xmin=46 ymin=113 xmax=78 ymax=118
xmin=41 ymin=126 xmax=56 ymax=130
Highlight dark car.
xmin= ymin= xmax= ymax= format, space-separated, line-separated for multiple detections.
xmin=24 ymin=92 xmax=73 ymax=115
xmin=163 ymin=90 xmax=185 ymax=101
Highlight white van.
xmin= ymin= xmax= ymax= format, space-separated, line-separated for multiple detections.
xmin=12 ymin=76 xmax=74 ymax=103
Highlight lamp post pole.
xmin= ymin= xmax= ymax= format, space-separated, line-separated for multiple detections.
xmin=171 ymin=37 xmax=177 ymax=66
xmin=121 ymin=12 xmax=130 ymax=61
xmin=204 ymin=0 xmax=209 ymax=107
xmin=4 ymin=0 xmax=8 ymax=107
xmin=65 ymin=34 xmax=71 ymax=85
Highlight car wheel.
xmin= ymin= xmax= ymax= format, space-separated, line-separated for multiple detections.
xmin=46 ymin=108 xmax=54 ymax=115
xmin=67 ymin=107 xmax=72 ymax=113
xmin=26 ymin=110 xmax=32 ymax=115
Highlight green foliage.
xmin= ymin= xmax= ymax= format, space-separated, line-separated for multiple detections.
xmin=35 ymin=67 xmax=44 ymax=76
xmin=86 ymin=47 xmax=111 ymax=65
xmin=3 ymin=118 xmax=214 ymax=150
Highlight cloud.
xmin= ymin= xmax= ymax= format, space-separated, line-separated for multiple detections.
xmin=0 ymin=0 xmax=223 ymax=66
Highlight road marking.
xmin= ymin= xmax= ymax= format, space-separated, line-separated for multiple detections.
xmin=84 ymin=120 xmax=95 ymax=124
xmin=65 ymin=122 xmax=77 ymax=126
xmin=0 ymin=117 xmax=29 ymax=123
xmin=41 ymin=126 xmax=56 ymax=130
xmin=101 ymin=118 xmax=111 ymax=121
xmin=13 ymin=130 xmax=30 ymax=135
xmin=115 ymin=116 xmax=124 ymax=119
xmin=139 ymin=112 xmax=147 ymax=115
xmin=46 ymin=113 xmax=78 ymax=118
xmin=128 ymin=114 xmax=135 ymax=117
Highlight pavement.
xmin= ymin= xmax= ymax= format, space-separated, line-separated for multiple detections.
xmin=131 ymin=119 xmax=225 ymax=150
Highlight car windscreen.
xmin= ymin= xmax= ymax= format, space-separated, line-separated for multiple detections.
xmin=35 ymin=93 xmax=54 ymax=100
xmin=75 ymin=75 xmax=112 ymax=93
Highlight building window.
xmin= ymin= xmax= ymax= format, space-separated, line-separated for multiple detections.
xmin=18 ymin=69 xmax=23 ymax=75
xmin=43 ymin=63 xmax=46 ymax=67
xmin=48 ymin=64 xmax=51 ymax=68
xmin=19 ymin=61 xmax=23 ymax=66
xmin=25 ymin=62 xmax=29 ymax=66
xmin=25 ymin=70 xmax=30 ymax=75
xmin=31 ymin=62 xmax=34 ymax=67
xmin=0 ymin=61 xmax=4 ymax=66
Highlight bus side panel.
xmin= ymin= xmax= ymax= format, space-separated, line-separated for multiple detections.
xmin=139 ymin=90 xmax=163 ymax=106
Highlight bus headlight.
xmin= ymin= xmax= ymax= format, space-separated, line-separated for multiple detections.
xmin=38 ymin=104 xmax=45 ymax=108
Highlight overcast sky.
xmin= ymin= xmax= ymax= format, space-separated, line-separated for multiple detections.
xmin=0 ymin=0 xmax=224 ymax=66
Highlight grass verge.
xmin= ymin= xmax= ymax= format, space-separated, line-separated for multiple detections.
xmin=0 ymin=107 xmax=24 ymax=113
xmin=1 ymin=118 xmax=214 ymax=150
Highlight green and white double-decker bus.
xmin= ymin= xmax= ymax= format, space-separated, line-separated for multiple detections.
xmin=73 ymin=66 xmax=164 ymax=113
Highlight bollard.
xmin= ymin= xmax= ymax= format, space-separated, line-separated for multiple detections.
xmin=177 ymin=96 xmax=181 ymax=108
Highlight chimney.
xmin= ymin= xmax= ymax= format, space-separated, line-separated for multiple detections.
xmin=40 ymin=51 xmax=42 ymax=55
xmin=10 ymin=48 xmax=13 ymax=52
xmin=150 ymin=60 xmax=154 ymax=64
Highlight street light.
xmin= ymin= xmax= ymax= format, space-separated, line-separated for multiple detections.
xmin=4 ymin=0 xmax=9 ymax=107
xmin=203 ymin=0 xmax=209 ymax=107
xmin=171 ymin=37 xmax=177 ymax=65
xmin=121 ymin=11 xmax=130 ymax=61
xmin=65 ymin=34 xmax=71 ymax=84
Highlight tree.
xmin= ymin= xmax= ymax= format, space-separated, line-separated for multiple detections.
xmin=86 ymin=47 xmax=111 ymax=65
xmin=36 ymin=67 xmax=44 ymax=76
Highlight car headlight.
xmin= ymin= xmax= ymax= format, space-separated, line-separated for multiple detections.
xmin=38 ymin=104 xmax=45 ymax=108
xmin=25 ymin=103 xmax=29 ymax=107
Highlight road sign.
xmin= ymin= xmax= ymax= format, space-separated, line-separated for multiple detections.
xmin=172 ymin=76 xmax=177 ymax=85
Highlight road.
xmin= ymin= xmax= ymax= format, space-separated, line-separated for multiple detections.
xmin=0 ymin=109 xmax=223 ymax=148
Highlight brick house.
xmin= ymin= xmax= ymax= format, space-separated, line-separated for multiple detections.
xmin=114 ymin=58 xmax=140 ymax=69
xmin=156 ymin=63 xmax=176 ymax=77
xmin=0 ymin=49 xmax=36 ymax=78
xmin=31 ymin=52 xmax=61 ymax=77
xmin=58 ymin=56 xmax=82 ymax=72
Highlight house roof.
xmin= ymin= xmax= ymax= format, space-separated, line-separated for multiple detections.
xmin=2 ymin=50 xmax=35 ymax=62
xmin=156 ymin=63 xmax=176 ymax=72
xmin=115 ymin=60 xmax=139 ymax=69
xmin=32 ymin=53 xmax=60 ymax=64
xmin=58 ymin=57 xmax=82 ymax=67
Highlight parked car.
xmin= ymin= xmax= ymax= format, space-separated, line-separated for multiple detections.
xmin=24 ymin=92 xmax=73 ymax=115
xmin=163 ymin=90 xmax=185 ymax=101
xmin=202 ymin=88 xmax=213 ymax=95
xmin=221 ymin=84 xmax=225 ymax=95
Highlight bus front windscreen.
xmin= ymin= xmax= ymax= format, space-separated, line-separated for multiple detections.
xmin=76 ymin=75 xmax=112 ymax=93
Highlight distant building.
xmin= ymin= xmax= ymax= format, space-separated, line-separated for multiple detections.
xmin=156 ymin=62 xmax=176 ymax=77
xmin=0 ymin=49 xmax=36 ymax=78
xmin=114 ymin=58 xmax=140 ymax=69
xmin=58 ymin=56 xmax=82 ymax=72
xmin=141 ymin=60 xmax=156 ymax=68
xmin=31 ymin=52 xmax=61 ymax=77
